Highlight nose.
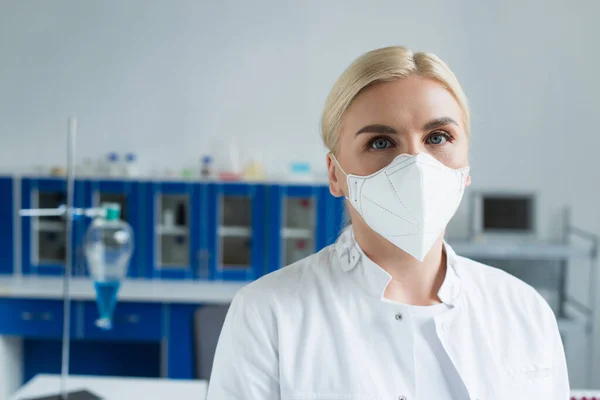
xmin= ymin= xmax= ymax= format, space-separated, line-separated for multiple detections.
xmin=404 ymin=138 xmax=426 ymax=156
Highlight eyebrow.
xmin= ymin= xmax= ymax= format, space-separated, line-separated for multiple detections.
xmin=355 ymin=117 xmax=459 ymax=137
xmin=355 ymin=124 xmax=397 ymax=136
xmin=422 ymin=117 xmax=458 ymax=131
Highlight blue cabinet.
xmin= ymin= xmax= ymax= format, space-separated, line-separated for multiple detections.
xmin=0 ymin=298 xmax=68 ymax=338
xmin=326 ymin=191 xmax=346 ymax=246
xmin=144 ymin=181 xmax=202 ymax=280
xmin=0 ymin=297 xmax=164 ymax=382
xmin=83 ymin=179 xmax=145 ymax=278
xmin=1 ymin=176 xmax=350 ymax=384
xmin=15 ymin=176 xmax=343 ymax=281
xmin=0 ymin=297 xmax=163 ymax=342
xmin=20 ymin=178 xmax=87 ymax=276
xmin=207 ymin=183 xmax=266 ymax=281
xmin=266 ymin=184 xmax=329 ymax=274
xmin=0 ymin=176 xmax=14 ymax=275
xmin=81 ymin=301 xmax=164 ymax=342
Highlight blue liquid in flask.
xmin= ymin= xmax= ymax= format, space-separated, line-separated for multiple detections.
xmin=94 ymin=280 xmax=121 ymax=330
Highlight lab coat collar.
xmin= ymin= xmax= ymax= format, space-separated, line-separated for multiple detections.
xmin=334 ymin=226 xmax=463 ymax=307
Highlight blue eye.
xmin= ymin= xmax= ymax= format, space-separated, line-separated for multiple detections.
xmin=370 ymin=137 xmax=393 ymax=150
xmin=426 ymin=132 xmax=450 ymax=145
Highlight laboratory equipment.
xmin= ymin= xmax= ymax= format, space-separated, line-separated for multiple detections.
xmin=123 ymin=153 xmax=138 ymax=177
xmin=470 ymin=191 xmax=537 ymax=241
xmin=218 ymin=170 xmax=241 ymax=181
xmin=50 ymin=167 xmax=66 ymax=176
xmin=106 ymin=152 xmax=120 ymax=177
xmin=201 ymin=155 xmax=213 ymax=179
xmin=84 ymin=203 xmax=133 ymax=330
xmin=163 ymin=208 xmax=175 ymax=227
xmin=181 ymin=167 xmax=195 ymax=179
xmin=17 ymin=117 xmax=119 ymax=400
xmin=288 ymin=161 xmax=313 ymax=182
xmin=243 ymin=156 xmax=265 ymax=181
xmin=217 ymin=140 xmax=242 ymax=181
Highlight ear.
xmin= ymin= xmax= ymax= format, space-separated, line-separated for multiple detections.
xmin=327 ymin=153 xmax=344 ymax=198
xmin=465 ymin=174 xmax=471 ymax=187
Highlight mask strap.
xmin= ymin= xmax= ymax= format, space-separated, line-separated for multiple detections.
xmin=329 ymin=152 xmax=353 ymax=201
xmin=329 ymin=152 xmax=347 ymax=177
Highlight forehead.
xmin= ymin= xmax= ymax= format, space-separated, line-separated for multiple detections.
xmin=342 ymin=75 xmax=464 ymax=132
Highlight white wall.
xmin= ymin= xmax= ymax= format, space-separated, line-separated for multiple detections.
xmin=1 ymin=0 xmax=599 ymax=388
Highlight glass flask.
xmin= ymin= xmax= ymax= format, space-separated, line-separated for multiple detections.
xmin=84 ymin=203 xmax=133 ymax=330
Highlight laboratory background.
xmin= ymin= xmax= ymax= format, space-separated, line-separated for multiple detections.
xmin=0 ymin=0 xmax=599 ymax=399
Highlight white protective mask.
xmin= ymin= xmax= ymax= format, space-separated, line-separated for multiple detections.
xmin=332 ymin=152 xmax=470 ymax=261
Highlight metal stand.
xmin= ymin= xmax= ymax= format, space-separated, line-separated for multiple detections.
xmin=18 ymin=118 xmax=101 ymax=400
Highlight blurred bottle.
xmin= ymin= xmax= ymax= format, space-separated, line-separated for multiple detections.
xmin=163 ymin=209 xmax=175 ymax=227
xmin=217 ymin=140 xmax=242 ymax=181
xmin=106 ymin=152 xmax=120 ymax=177
xmin=244 ymin=152 xmax=265 ymax=181
xmin=181 ymin=167 xmax=195 ymax=179
xmin=50 ymin=166 xmax=66 ymax=176
xmin=288 ymin=161 xmax=313 ymax=182
xmin=123 ymin=153 xmax=139 ymax=177
xmin=201 ymin=155 xmax=213 ymax=179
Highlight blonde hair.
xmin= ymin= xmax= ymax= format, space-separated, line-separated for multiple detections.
xmin=321 ymin=46 xmax=470 ymax=154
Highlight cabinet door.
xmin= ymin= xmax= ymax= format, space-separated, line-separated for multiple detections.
xmin=81 ymin=301 xmax=164 ymax=342
xmin=146 ymin=181 xmax=201 ymax=280
xmin=0 ymin=298 xmax=68 ymax=338
xmin=0 ymin=177 xmax=14 ymax=274
xmin=267 ymin=184 xmax=327 ymax=274
xmin=82 ymin=179 xmax=144 ymax=278
xmin=208 ymin=183 xmax=265 ymax=281
xmin=21 ymin=178 xmax=86 ymax=276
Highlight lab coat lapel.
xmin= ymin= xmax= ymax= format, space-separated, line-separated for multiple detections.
xmin=435 ymin=300 xmax=503 ymax=400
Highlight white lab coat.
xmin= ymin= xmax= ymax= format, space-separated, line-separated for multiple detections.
xmin=207 ymin=228 xmax=569 ymax=400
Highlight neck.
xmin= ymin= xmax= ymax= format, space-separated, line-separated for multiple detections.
xmin=353 ymin=221 xmax=447 ymax=306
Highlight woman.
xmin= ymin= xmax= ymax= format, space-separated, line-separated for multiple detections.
xmin=207 ymin=46 xmax=569 ymax=399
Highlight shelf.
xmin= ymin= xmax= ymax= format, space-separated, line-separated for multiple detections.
xmin=37 ymin=259 xmax=64 ymax=266
xmin=0 ymin=276 xmax=247 ymax=304
xmin=282 ymin=227 xmax=313 ymax=240
xmin=448 ymin=241 xmax=592 ymax=261
xmin=157 ymin=263 xmax=189 ymax=269
xmin=220 ymin=264 xmax=251 ymax=270
xmin=34 ymin=221 xmax=64 ymax=232
xmin=156 ymin=225 xmax=189 ymax=236
xmin=218 ymin=226 xmax=251 ymax=237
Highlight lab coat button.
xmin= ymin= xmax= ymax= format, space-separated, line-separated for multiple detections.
xmin=442 ymin=323 xmax=450 ymax=331
xmin=395 ymin=313 xmax=403 ymax=321
xmin=398 ymin=396 xmax=407 ymax=400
